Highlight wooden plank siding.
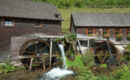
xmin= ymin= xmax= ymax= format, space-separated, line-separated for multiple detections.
xmin=0 ymin=17 xmax=62 ymax=62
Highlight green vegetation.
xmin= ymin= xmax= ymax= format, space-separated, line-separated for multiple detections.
xmin=103 ymin=34 xmax=110 ymax=38
xmin=115 ymin=34 xmax=123 ymax=41
xmin=125 ymin=44 xmax=130 ymax=52
xmin=112 ymin=64 xmax=130 ymax=80
xmin=66 ymin=49 xmax=130 ymax=80
xmin=58 ymin=8 xmax=130 ymax=32
xmin=67 ymin=55 xmax=84 ymax=68
xmin=0 ymin=62 xmax=25 ymax=74
xmin=127 ymin=33 xmax=130 ymax=40
xmin=32 ymin=0 xmax=130 ymax=8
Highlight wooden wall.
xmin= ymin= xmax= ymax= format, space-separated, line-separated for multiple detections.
xmin=0 ymin=17 xmax=62 ymax=62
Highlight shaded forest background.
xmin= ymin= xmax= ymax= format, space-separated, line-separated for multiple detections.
xmin=32 ymin=0 xmax=130 ymax=8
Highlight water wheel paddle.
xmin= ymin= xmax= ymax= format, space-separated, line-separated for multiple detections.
xmin=94 ymin=41 xmax=117 ymax=64
xmin=19 ymin=39 xmax=50 ymax=69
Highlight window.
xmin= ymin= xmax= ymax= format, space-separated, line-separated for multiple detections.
xmin=115 ymin=29 xmax=121 ymax=35
xmin=35 ymin=21 xmax=42 ymax=27
xmin=4 ymin=19 xmax=14 ymax=26
xmin=103 ymin=29 xmax=108 ymax=34
xmin=126 ymin=29 xmax=130 ymax=34
xmin=88 ymin=28 xmax=93 ymax=34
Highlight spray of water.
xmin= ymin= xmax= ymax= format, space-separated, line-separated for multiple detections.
xmin=39 ymin=43 xmax=74 ymax=80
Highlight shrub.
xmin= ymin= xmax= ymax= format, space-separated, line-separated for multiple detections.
xmin=125 ymin=44 xmax=130 ymax=52
xmin=0 ymin=62 xmax=16 ymax=74
xmin=115 ymin=34 xmax=123 ymax=41
xmin=66 ymin=55 xmax=84 ymax=68
xmin=81 ymin=52 xmax=94 ymax=68
xmin=112 ymin=64 xmax=130 ymax=80
xmin=127 ymin=33 xmax=130 ymax=40
xmin=103 ymin=34 xmax=110 ymax=38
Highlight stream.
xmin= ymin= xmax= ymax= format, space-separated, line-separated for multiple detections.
xmin=39 ymin=44 xmax=74 ymax=80
xmin=0 ymin=43 xmax=74 ymax=80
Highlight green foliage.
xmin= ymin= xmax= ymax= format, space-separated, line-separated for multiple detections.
xmin=0 ymin=62 xmax=16 ymax=74
xmin=97 ymin=74 xmax=113 ymax=80
xmin=65 ymin=33 xmax=76 ymax=41
xmin=99 ymin=64 xmax=107 ymax=68
xmin=0 ymin=62 xmax=25 ymax=74
xmin=76 ymin=67 xmax=99 ymax=80
xmin=103 ymin=34 xmax=110 ymax=38
xmin=116 ymin=34 xmax=123 ymax=41
xmin=66 ymin=55 xmax=84 ymax=68
xmin=125 ymin=44 xmax=130 ymax=52
xmin=32 ymin=0 xmax=130 ymax=8
xmin=81 ymin=52 xmax=94 ymax=68
xmin=112 ymin=64 xmax=130 ymax=80
xmin=127 ymin=33 xmax=130 ymax=40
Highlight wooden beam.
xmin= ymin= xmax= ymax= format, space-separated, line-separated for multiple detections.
xmin=77 ymin=40 xmax=83 ymax=54
xmin=49 ymin=40 xmax=53 ymax=69
xmin=29 ymin=58 xmax=34 ymax=71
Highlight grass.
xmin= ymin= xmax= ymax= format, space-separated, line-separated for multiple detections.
xmin=125 ymin=44 xmax=130 ymax=52
xmin=58 ymin=7 xmax=130 ymax=32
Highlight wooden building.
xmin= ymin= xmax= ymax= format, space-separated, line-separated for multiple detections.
xmin=0 ymin=0 xmax=63 ymax=62
xmin=70 ymin=13 xmax=130 ymax=44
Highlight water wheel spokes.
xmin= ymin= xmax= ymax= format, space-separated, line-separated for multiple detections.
xmin=94 ymin=41 xmax=117 ymax=64
xmin=19 ymin=39 xmax=50 ymax=69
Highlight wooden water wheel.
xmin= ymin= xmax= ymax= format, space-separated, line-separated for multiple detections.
xmin=19 ymin=39 xmax=63 ymax=70
xmin=94 ymin=41 xmax=118 ymax=64
xmin=19 ymin=39 xmax=50 ymax=69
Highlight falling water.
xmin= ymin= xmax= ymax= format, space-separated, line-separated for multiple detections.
xmin=39 ymin=43 xmax=74 ymax=80
xmin=58 ymin=44 xmax=67 ymax=69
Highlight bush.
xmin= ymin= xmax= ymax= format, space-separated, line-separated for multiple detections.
xmin=127 ymin=33 xmax=130 ymax=40
xmin=103 ymin=34 xmax=110 ymax=38
xmin=125 ymin=44 xmax=130 ymax=52
xmin=0 ymin=62 xmax=16 ymax=74
xmin=81 ymin=52 xmax=94 ymax=68
xmin=112 ymin=64 xmax=130 ymax=80
xmin=66 ymin=55 xmax=84 ymax=68
xmin=115 ymin=34 xmax=123 ymax=41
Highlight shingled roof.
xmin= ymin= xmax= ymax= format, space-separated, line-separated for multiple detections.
xmin=0 ymin=0 xmax=63 ymax=21
xmin=72 ymin=13 xmax=130 ymax=27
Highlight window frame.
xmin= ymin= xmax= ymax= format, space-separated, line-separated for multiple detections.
xmin=114 ymin=28 xmax=122 ymax=35
xmin=86 ymin=28 xmax=95 ymax=35
xmin=126 ymin=29 xmax=130 ymax=35
xmin=34 ymin=20 xmax=42 ymax=27
xmin=2 ymin=18 xmax=15 ymax=27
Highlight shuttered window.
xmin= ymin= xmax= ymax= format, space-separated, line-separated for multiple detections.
xmin=34 ymin=21 xmax=42 ymax=27
xmin=88 ymin=28 xmax=93 ymax=34
xmin=103 ymin=29 xmax=110 ymax=34
xmin=126 ymin=29 xmax=130 ymax=34
xmin=4 ymin=19 xmax=14 ymax=26
xmin=115 ymin=29 xmax=121 ymax=35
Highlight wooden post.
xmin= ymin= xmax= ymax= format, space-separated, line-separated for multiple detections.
xmin=42 ymin=58 xmax=45 ymax=70
xmin=88 ymin=39 xmax=90 ymax=52
xmin=29 ymin=58 xmax=34 ymax=71
xmin=49 ymin=40 xmax=53 ymax=69
xmin=77 ymin=40 xmax=83 ymax=54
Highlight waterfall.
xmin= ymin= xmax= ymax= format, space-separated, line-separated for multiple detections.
xmin=58 ymin=44 xmax=67 ymax=69
xmin=39 ymin=43 xmax=74 ymax=80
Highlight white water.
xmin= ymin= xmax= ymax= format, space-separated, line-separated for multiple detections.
xmin=43 ymin=67 xmax=74 ymax=80
xmin=39 ymin=43 xmax=74 ymax=80
xmin=58 ymin=44 xmax=67 ymax=69
xmin=110 ymin=39 xmax=126 ymax=54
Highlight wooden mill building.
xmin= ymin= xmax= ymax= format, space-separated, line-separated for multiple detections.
xmin=70 ymin=13 xmax=130 ymax=44
xmin=0 ymin=0 xmax=63 ymax=62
